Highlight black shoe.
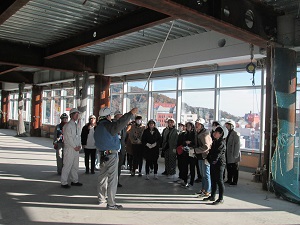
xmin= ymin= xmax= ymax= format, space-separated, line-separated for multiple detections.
xmin=91 ymin=171 xmax=95 ymax=174
xmin=213 ymin=199 xmax=224 ymax=205
xmin=85 ymin=171 xmax=89 ymax=174
xmin=203 ymin=196 xmax=215 ymax=201
xmin=71 ymin=182 xmax=83 ymax=186
xmin=224 ymin=180 xmax=231 ymax=184
xmin=230 ymin=182 xmax=237 ymax=186
xmin=162 ymin=171 xmax=168 ymax=175
xmin=118 ymin=183 xmax=123 ymax=187
xmin=61 ymin=184 xmax=70 ymax=189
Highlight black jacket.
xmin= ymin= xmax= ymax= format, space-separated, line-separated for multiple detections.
xmin=208 ymin=138 xmax=226 ymax=166
xmin=141 ymin=127 xmax=161 ymax=160
xmin=81 ymin=123 xmax=96 ymax=146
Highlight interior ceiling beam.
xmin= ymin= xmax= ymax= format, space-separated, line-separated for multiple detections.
xmin=0 ymin=65 xmax=19 ymax=75
xmin=125 ymin=0 xmax=277 ymax=48
xmin=0 ymin=40 xmax=99 ymax=74
xmin=0 ymin=0 xmax=31 ymax=25
xmin=0 ymin=71 xmax=33 ymax=84
xmin=45 ymin=8 xmax=171 ymax=59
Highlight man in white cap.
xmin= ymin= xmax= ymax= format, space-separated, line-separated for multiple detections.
xmin=61 ymin=108 xmax=83 ymax=188
xmin=224 ymin=120 xmax=241 ymax=186
xmin=94 ymin=107 xmax=138 ymax=210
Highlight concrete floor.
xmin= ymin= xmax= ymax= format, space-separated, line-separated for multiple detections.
xmin=0 ymin=129 xmax=299 ymax=225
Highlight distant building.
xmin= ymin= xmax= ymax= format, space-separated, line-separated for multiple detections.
xmin=154 ymin=103 xmax=176 ymax=127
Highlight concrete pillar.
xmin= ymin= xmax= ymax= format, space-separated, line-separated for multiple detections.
xmin=94 ymin=75 xmax=111 ymax=118
xmin=263 ymin=47 xmax=297 ymax=190
xmin=273 ymin=48 xmax=296 ymax=172
xmin=0 ymin=90 xmax=9 ymax=128
xmin=30 ymin=85 xmax=42 ymax=137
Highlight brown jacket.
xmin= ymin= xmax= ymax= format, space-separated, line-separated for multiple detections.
xmin=129 ymin=124 xmax=145 ymax=145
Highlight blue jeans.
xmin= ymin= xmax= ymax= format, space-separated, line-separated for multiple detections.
xmin=198 ymin=159 xmax=211 ymax=193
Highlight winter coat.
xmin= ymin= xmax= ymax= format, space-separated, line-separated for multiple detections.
xmin=194 ymin=128 xmax=212 ymax=160
xmin=208 ymin=138 xmax=226 ymax=166
xmin=81 ymin=123 xmax=96 ymax=146
xmin=125 ymin=124 xmax=133 ymax=155
xmin=226 ymin=129 xmax=241 ymax=163
xmin=142 ymin=127 xmax=161 ymax=160
xmin=162 ymin=127 xmax=178 ymax=153
xmin=129 ymin=124 xmax=145 ymax=145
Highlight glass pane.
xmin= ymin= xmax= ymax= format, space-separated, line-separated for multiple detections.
xmin=53 ymin=97 xmax=61 ymax=125
xmin=297 ymin=67 xmax=300 ymax=84
xmin=152 ymin=78 xmax=177 ymax=91
xmin=66 ymin=97 xmax=74 ymax=113
xmin=153 ymin=92 xmax=176 ymax=132
xmin=66 ymin=88 xmax=74 ymax=97
xmin=182 ymin=75 xmax=215 ymax=89
xmin=111 ymin=84 xmax=123 ymax=93
xmin=127 ymin=93 xmax=148 ymax=122
xmin=111 ymin=94 xmax=123 ymax=115
xmin=128 ymin=81 xmax=147 ymax=93
xmin=296 ymin=109 xmax=300 ymax=148
xmin=43 ymin=98 xmax=51 ymax=124
xmin=44 ymin=91 xmax=51 ymax=98
xmin=181 ymin=91 xmax=214 ymax=128
xmin=220 ymin=70 xmax=262 ymax=87
xmin=297 ymin=88 xmax=300 ymax=110
xmin=54 ymin=90 xmax=61 ymax=96
xmin=220 ymin=89 xmax=262 ymax=151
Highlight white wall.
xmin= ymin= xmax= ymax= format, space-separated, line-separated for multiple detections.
xmin=104 ymin=31 xmax=265 ymax=76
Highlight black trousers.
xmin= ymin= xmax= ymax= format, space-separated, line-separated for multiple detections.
xmin=127 ymin=153 xmax=133 ymax=171
xmin=181 ymin=154 xmax=196 ymax=185
xmin=84 ymin=148 xmax=96 ymax=173
xmin=211 ymin=164 xmax=225 ymax=200
xmin=226 ymin=162 xmax=239 ymax=184
xmin=145 ymin=159 xmax=158 ymax=175
xmin=132 ymin=144 xmax=143 ymax=173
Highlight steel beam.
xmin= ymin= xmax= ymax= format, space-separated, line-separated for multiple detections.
xmin=0 ymin=40 xmax=99 ymax=74
xmin=45 ymin=8 xmax=171 ymax=59
xmin=0 ymin=65 xmax=19 ymax=75
xmin=125 ymin=0 xmax=277 ymax=47
xmin=0 ymin=71 xmax=33 ymax=84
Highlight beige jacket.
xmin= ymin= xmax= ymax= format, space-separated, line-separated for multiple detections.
xmin=194 ymin=128 xmax=212 ymax=158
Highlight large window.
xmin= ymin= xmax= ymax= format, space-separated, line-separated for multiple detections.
xmin=220 ymin=70 xmax=262 ymax=87
xmin=182 ymin=74 xmax=215 ymax=89
xmin=219 ymin=88 xmax=262 ymax=151
xmin=127 ymin=93 xmax=148 ymax=122
xmin=153 ymin=92 xmax=176 ymax=130
xmin=181 ymin=90 xmax=214 ymax=129
xmin=110 ymin=83 xmax=123 ymax=115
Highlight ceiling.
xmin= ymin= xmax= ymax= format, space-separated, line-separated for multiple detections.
xmin=0 ymin=0 xmax=299 ymax=84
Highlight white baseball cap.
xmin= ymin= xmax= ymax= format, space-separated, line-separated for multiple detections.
xmin=69 ymin=108 xmax=80 ymax=115
xmin=99 ymin=107 xmax=112 ymax=117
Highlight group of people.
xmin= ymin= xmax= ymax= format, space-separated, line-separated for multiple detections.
xmin=53 ymin=107 xmax=138 ymax=210
xmin=53 ymin=107 xmax=241 ymax=209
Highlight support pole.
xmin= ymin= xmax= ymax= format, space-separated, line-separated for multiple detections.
xmin=94 ymin=75 xmax=111 ymax=118
xmin=30 ymin=85 xmax=42 ymax=137
xmin=0 ymin=90 xmax=9 ymax=128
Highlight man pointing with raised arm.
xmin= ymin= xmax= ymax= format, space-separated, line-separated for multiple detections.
xmin=94 ymin=107 xmax=138 ymax=210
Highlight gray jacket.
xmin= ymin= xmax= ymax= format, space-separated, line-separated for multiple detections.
xmin=162 ymin=127 xmax=178 ymax=153
xmin=226 ymin=129 xmax=241 ymax=163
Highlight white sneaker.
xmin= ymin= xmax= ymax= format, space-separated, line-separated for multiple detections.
xmin=146 ymin=175 xmax=150 ymax=180
xmin=154 ymin=174 xmax=158 ymax=180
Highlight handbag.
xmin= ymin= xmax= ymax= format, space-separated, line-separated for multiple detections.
xmin=176 ymin=145 xmax=183 ymax=155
